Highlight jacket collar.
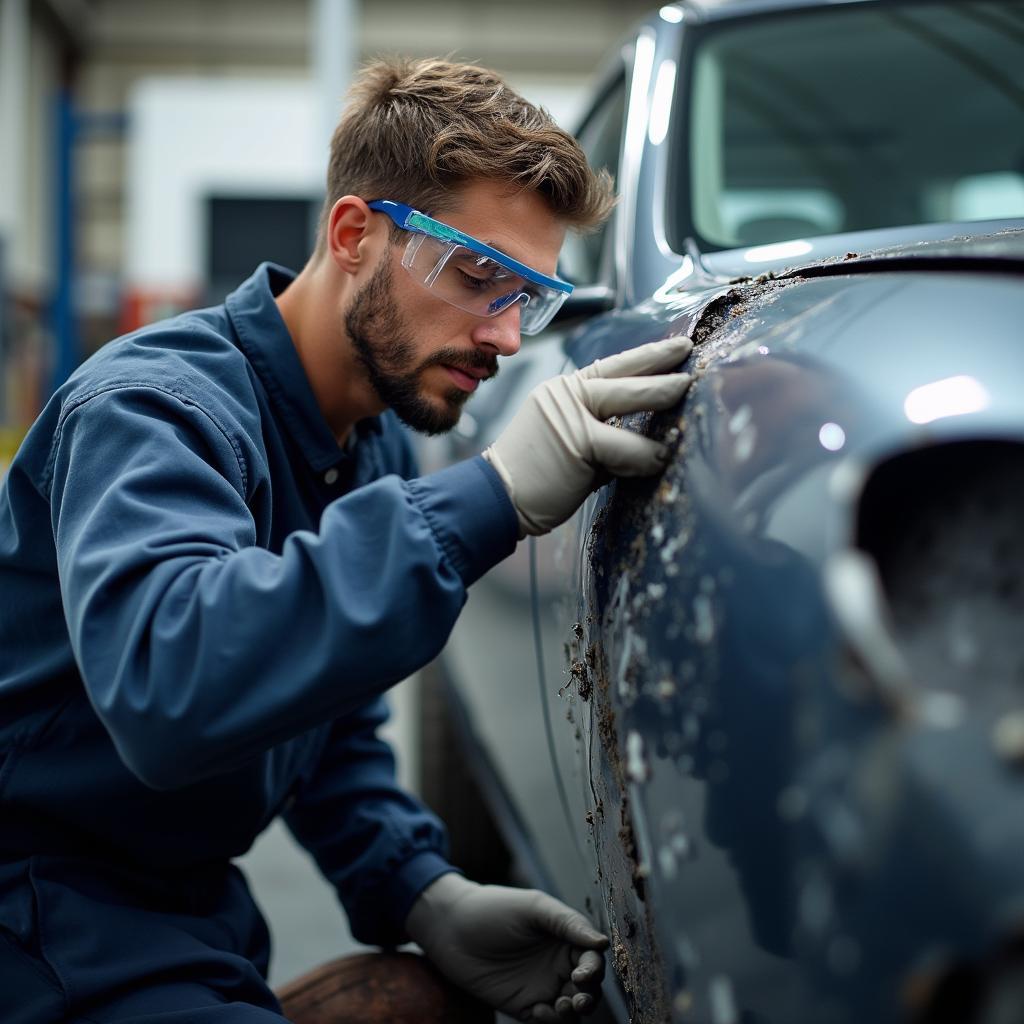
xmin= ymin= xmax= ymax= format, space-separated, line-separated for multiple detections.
xmin=225 ymin=262 xmax=382 ymax=473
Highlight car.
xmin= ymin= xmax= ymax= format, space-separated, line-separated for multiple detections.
xmin=414 ymin=2 xmax=1024 ymax=1022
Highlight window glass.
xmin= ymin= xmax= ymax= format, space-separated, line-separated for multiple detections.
xmin=686 ymin=2 xmax=1024 ymax=249
xmin=560 ymin=77 xmax=626 ymax=285
xmin=205 ymin=195 xmax=317 ymax=303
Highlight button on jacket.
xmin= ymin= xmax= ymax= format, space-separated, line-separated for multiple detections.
xmin=0 ymin=263 xmax=519 ymax=1022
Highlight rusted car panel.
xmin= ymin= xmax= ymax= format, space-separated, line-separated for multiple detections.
xmin=417 ymin=2 xmax=1024 ymax=1021
xmin=570 ymin=251 xmax=1024 ymax=1023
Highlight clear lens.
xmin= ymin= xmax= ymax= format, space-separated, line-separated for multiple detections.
xmin=401 ymin=234 xmax=565 ymax=335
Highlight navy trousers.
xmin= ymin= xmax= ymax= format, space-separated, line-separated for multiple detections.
xmin=0 ymin=856 xmax=288 ymax=1023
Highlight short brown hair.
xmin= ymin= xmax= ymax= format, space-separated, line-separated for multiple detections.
xmin=318 ymin=56 xmax=615 ymax=248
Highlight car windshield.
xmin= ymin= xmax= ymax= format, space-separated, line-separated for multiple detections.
xmin=685 ymin=1 xmax=1024 ymax=250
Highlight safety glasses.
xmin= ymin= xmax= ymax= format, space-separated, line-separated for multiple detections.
xmin=367 ymin=199 xmax=573 ymax=336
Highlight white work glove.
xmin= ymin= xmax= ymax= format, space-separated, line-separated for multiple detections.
xmin=483 ymin=335 xmax=693 ymax=536
xmin=405 ymin=872 xmax=608 ymax=1022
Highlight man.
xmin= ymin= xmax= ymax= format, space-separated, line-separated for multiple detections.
xmin=0 ymin=58 xmax=692 ymax=1024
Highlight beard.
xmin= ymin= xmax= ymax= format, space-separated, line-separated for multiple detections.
xmin=346 ymin=255 xmax=498 ymax=436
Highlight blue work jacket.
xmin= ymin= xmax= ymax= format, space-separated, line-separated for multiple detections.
xmin=0 ymin=263 xmax=519 ymax=949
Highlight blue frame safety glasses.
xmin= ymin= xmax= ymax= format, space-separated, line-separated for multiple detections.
xmin=367 ymin=199 xmax=573 ymax=336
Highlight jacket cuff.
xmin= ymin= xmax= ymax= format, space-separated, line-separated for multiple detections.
xmin=391 ymin=853 xmax=461 ymax=938
xmin=406 ymin=456 xmax=518 ymax=587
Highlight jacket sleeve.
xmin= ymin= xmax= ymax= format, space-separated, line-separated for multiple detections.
xmin=47 ymin=383 xmax=518 ymax=790
xmin=283 ymin=696 xmax=454 ymax=947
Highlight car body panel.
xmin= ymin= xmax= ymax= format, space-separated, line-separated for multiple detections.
xmin=418 ymin=2 xmax=1024 ymax=1020
xmin=424 ymin=242 xmax=1024 ymax=1020
xmin=567 ymin=256 xmax=1024 ymax=1023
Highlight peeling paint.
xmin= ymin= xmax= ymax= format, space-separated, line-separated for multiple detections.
xmin=570 ymin=659 xmax=592 ymax=702
xmin=576 ymin=571 xmax=670 ymax=1021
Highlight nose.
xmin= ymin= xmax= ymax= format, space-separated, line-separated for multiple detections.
xmin=471 ymin=300 xmax=522 ymax=358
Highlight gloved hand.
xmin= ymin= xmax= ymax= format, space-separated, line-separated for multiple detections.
xmin=405 ymin=872 xmax=608 ymax=1022
xmin=483 ymin=334 xmax=693 ymax=537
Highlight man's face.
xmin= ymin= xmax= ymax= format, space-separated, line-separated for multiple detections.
xmin=345 ymin=254 xmax=489 ymax=435
xmin=346 ymin=180 xmax=567 ymax=435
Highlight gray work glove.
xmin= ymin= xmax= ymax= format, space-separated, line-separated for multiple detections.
xmin=405 ymin=872 xmax=608 ymax=1022
xmin=483 ymin=334 xmax=693 ymax=537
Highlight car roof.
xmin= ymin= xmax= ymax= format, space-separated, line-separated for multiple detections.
xmin=676 ymin=0 xmax=878 ymax=22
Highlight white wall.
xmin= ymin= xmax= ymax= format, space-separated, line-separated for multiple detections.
xmin=0 ymin=0 xmax=61 ymax=296
xmin=124 ymin=73 xmax=587 ymax=291
xmin=0 ymin=0 xmax=28 ymax=261
xmin=124 ymin=77 xmax=322 ymax=292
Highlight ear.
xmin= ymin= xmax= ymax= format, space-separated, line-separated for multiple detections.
xmin=325 ymin=195 xmax=384 ymax=275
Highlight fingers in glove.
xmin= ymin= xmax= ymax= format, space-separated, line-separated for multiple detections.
xmin=589 ymin=420 xmax=673 ymax=477
xmin=526 ymin=1003 xmax=562 ymax=1024
xmin=581 ymin=334 xmax=692 ymax=380
xmin=572 ymin=991 xmax=597 ymax=1015
xmin=571 ymin=949 xmax=606 ymax=988
xmin=555 ymin=984 xmax=597 ymax=1020
xmin=580 ymin=372 xmax=692 ymax=420
xmin=554 ymin=977 xmax=593 ymax=1018
xmin=555 ymin=993 xmax=576 ymax=1019
xmin=529 ymin=892 xmax=608 ymax=949
xmin=530 ymin=975 xmax=601 ymax=1022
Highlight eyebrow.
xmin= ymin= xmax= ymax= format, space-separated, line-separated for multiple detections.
xmin=482 ymin=239 xmax=519 ymax=261
xmin=438 ymin=216 xmax=562 ymax=283
xmin=423 ymin=209 xmax=547 ymax=273
xmin=478 ymin=238 xmax=553 ymax=275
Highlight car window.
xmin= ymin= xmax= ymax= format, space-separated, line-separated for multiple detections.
xmin=560 ymin=75 xmax=627 ymax=286
xmin=684 ymin=1 xmax=1024 ymax=250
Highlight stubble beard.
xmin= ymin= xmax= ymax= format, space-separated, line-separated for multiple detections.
xmin=346 ymin=255 xmax=498 ymax=436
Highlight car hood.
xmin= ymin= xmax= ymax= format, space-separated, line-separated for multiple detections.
xmin=696 ymin=220 xmax=1024 ymax=283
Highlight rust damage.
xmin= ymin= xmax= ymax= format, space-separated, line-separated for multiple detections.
xmin=578 ymin=587 xmax=669 ymax=1021
xmin=686 ymin=277 xmax=793 ymax=375
xmin=569 ymin=659 xmax=592 ymax=702
xmin=569 ymin=278 xmax=800 ymax=1022
xmin=617 ymin=796 xmax=646 ymax=897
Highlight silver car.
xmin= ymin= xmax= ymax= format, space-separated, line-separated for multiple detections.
xmin=418 ymin=3 xmax=1024 ymax=1021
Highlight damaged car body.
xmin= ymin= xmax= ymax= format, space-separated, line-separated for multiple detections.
xmin=416 ymin=2 xmax=1024 ymax=1022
